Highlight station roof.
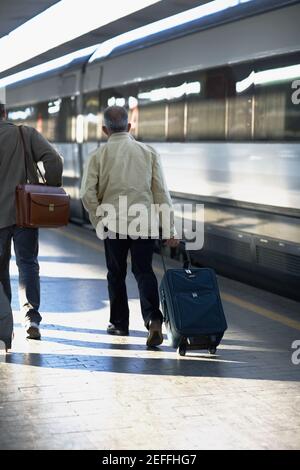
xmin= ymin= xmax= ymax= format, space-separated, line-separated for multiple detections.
xmin=0 ymin=0 xmax=209 ymax=79
xmin=0 ymin=1 xmax=60 ymax=36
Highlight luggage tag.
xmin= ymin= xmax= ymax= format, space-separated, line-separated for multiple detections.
xmin=185 ymin=269 xmax=196 ymax=278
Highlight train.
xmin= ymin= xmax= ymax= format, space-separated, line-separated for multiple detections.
xmin=3 ymin=0 xmax=300 ymax=299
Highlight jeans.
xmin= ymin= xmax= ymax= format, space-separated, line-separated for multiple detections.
xmin=104 ymin=235 xmax=163 ymax=330
xmin=0 ymin=226 xmax=41 ymax=324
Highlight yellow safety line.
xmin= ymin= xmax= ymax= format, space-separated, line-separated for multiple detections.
xmin=222 ymin=292 xmax=300 ymax=331
xmin=55 ymin=227 xmax=105 ymax=253
xmin=54 ymin=227 xmax=300 ymax=332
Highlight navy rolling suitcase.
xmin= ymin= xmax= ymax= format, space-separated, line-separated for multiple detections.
xmin=159 ymin=248 xmax=227 ymax=356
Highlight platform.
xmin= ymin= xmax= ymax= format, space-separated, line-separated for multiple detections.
xmin=0 ymin=224 xmax=300 ymax=450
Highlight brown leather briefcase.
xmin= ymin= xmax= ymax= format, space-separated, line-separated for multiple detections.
xmin=16 ymin=184 xmax=70 ymax=228
xmin=16 ymin=126 xmax=70 ymax=228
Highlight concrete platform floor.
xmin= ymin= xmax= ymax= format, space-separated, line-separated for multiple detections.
xmin=0 ymin=224 xmax=300 ymax=450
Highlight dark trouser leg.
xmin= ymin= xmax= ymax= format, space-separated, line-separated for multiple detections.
xmin=130 ymin=238 xmax=163 ymax=328
xmin=104 ymin=236 xmax=130 ymax=330
xmin=0 ymin=227 xmax=13 ymax=303
xmin=13 ymin=227 xmax=41 ymax=324
xmin=0 ymin=227 xmax=14 ymax=346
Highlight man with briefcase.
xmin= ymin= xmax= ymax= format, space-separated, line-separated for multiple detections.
xmin=0 ymin=103 xmax=64 ymax=349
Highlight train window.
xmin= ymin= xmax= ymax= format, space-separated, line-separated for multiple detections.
xmin=186 ymin=71 xmax=226 ymax=141
xmin=57 ymin=96 xmax=77 ymax=142
xmin=7 ymin=52 xmax=300 ymax=147
xmin=239 ymin=54 xmax=300 ymax=141
xmin=187 ymin=98 xmax=225 ymax=140
xmin=136 ymin=82 xmax=167 ymax=141
xmin=225 ymin=62 xmax=254 ymax=140
xmin=227 ymin=96 xmax=253 ymax=140
xmin=167 ymin=100 xmax=185 ymax=141
xmin=137 ymin=77 xmax=200 ymax=141
xmin=94 ymin=54 xmax=300 ymax=143
xmin=7 ymin=105 xmax=37 ymax=128
xmin=255 ymin=82 xmax=300 ymax=141
xmin=44 ymin=99 xmax=60 ymax=141
xmin=137 ymin=103 xmax=166 ymax=141
xmin=83 ymin=92 xmax=102 ymax=141
xmin=254 ymin=85 xmax=286 ymax=139
xmin=9 ymin=96 xmax=78 ymax=143
xmin=286 ymin=83 xmax=300 ymax=140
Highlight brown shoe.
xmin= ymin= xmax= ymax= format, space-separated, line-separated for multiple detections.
xmin=25 ymin=321 xmax=41 ymax=340
xmin=146 ymin=320 xmax=163 ymax=347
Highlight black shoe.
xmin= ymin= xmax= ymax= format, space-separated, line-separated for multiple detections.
xmin=107 ymin=323 xmax=129 ymax=336
xmin=25 ymin=321 xmax=41 ymax=340
xmin=0 ymin=334 xmax=13 ymax=353
xmin=146 ymin=320 xmax=163 ymax=347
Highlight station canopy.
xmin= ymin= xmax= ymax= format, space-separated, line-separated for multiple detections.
xmin=0 ymin=0 xmax=210 ymax=79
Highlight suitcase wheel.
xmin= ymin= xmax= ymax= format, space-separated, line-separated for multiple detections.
xmin=177 ymin=344 xmax=187 ymax=356
xmin=208 ymin=347 xmax=217 ymax=355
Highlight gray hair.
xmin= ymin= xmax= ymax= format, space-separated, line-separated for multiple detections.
xmin=104 ymin=106 xmax=128 ymax=133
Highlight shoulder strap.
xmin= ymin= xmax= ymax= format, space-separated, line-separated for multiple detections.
xmin=18 ymin=125 xmax=29 ymax=183
xmin=19 ymin=126 xmax=46 ymax=184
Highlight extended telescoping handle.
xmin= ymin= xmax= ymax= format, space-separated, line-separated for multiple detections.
xmin=160 ymin=242 xmax=167 ymax=275
xmin=160 ymin=239 xmax=192 ymax=275
xmin=181 ymin=240 xmax=192 ymax=270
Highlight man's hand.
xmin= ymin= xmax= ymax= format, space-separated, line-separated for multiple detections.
xmin=164 ymin=237 xmax=180 ymax=248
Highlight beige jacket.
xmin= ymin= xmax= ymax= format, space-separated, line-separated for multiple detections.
xmin=80 ymin=132 xmax=175 ymax=237
xmin=0 ymin=121 xmax=63 ymax=229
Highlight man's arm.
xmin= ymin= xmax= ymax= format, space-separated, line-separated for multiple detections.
xmin=151 ymin=150 xmax=178 ymax=244
xmin=30 ymin=127 xmax=63 ymax=186
xmin=80 ymin=150 xmax=100 ymax=228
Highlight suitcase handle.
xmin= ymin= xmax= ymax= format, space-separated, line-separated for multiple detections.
xmin=181 ymin=241 xmax=192 ymax=270
xmin=160 ymin=240 xmax=192 ymax=274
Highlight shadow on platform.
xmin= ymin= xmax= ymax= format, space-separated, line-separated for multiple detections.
xmin=4 ymin=348 xmax=298 ymax=382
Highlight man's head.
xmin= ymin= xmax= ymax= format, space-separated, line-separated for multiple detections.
xmin=103 ymin=106 xmax=131 ymax=136
xmin=0 ymin=102 xmax=6 ymax=120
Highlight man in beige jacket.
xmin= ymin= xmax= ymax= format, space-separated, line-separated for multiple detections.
xmin=80 ymin=106 xmax=178 ymax=347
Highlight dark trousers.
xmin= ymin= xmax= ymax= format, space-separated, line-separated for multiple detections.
xmin=0 ymin=226 xmax=41 ymax=324
xmin=104 ymin=236 xmax=163 ymax=330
